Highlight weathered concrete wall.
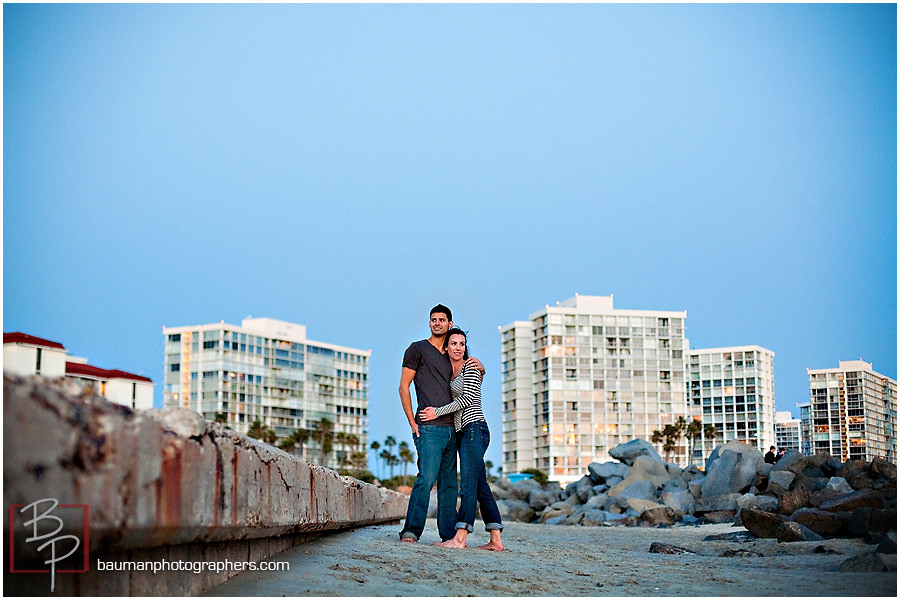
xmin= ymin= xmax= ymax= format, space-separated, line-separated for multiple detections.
xmin=3 ymin=373 xmax=408 ymax=595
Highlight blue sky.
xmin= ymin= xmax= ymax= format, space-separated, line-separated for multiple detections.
xmin=4 ymin=3 xmax=896 ymax=469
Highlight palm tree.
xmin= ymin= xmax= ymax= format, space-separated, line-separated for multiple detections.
xmin=292 ymin=428 xmax=311 ymax=460
xmin=384 ymin=435 xmax=398 ymax=479
xmin=334 ymin=431 xmax=348 ymax=466
xmin=370 ymin=441 xmax=381 ymax=478
xmin=247 ymin=420 xmax=276 ymax=444
xmin=685 ymin=418 xmax=703 ymax=465
xmin=313 ymin=418 xmax=334 ymax=466
xmin=398 ymin=441 xmax=414 ymax=481
xmin=703 ymin=423 xmax=720 ymax=457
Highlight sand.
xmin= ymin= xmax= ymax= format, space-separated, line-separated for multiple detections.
xmin=202 ymin=519 xmax=897 ymax=597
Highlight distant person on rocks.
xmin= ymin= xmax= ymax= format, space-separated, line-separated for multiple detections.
xmin=778 ymin=447 xmax=787 ymax=460
xmin=420 ymin=328 xmax=504 ymax=551
xmin=398 ymin=305 xmax=483 ymax=543
xmin=765 ymin=446 xmax=777 ymax=464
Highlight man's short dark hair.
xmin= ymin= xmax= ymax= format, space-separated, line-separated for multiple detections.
xmin=430 ymin=304 xmax=452 ymax=321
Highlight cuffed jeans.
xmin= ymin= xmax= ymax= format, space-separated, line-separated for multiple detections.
xmin=454 ymin=421 xmax=503 ymax=532
xmin=399 ymin=425 xmax=458 ymax=541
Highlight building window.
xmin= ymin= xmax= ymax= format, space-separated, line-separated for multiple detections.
xmin=35 ymin=348 xmax=42 ymax=374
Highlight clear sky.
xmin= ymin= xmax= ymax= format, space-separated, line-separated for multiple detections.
xmin=4 ymin=3 xmax=896 ymax=470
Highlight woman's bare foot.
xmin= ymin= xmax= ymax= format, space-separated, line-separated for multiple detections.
xmin=434 ymin=537 xmax=466 ymax=549
xmin=479 ymin=541 xmax=504 ymax=551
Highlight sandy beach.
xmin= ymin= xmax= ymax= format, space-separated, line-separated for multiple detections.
xmin=203 ymin=519 xmax=896 ymax=597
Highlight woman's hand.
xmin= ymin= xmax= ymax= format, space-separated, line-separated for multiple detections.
xmin=466 ymin=356 xmax=485 ymax=376
xmin=419 ymin=407 xmax=437 ymax=422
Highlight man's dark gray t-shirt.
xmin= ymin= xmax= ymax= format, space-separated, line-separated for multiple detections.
xmin=403 ymin=339 xmax=454 ymax=427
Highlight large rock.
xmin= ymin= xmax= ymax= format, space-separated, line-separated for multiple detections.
xmin=737 ymin=493 xmax=779 ymax=513
xmin=609 ymin=455 xmax=670 ymax=498
xmin=820 ymin=489 xmax=888 ymax=513
xmin=776 ymin=521 xmax=825 ymax=543
xmin=640 ymin=506 xmax=676 ymax=526
xmin=702 ymin=444 xmax=762 ymax=497
xmin=496 ymin=499 xmax=535 ymax=522
xmin=848 ymin=507 xmax=897 ymax=538
xmin=695 ymin=493 xmax=741 ymax=513
xmin=608 ymin=439 xmax=662 ymax=466
xmin=741 ymin=507 xmax=788 ymax=539
xmin=588 ymin=462 xmax=631 ymax=483
xmin=778 ymin=486 xmax=811 ymax=515
xmin=869 ymin=457 xmax=897 ymax=481
xmin=790 ymin=507 xmax=849 ymax=537
xmin=767 ymin=470 xmax=796 ymax=493
xmin=838 ymin=552 xmax=890 ymax=572
xmin=613 ymin=480 xmax=658 ymax=508
xmin=527 ymin=488 xmax=563 ymax=512
xmin=660 ymin=489 xmax=695 ymax=516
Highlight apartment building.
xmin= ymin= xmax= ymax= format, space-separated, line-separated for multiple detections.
xmin=774 ymin=410 xmax=802 ymax=452
xmin=500 ymin=294 xmax=689 ymax=483
xmin=807 ymin=360 xmax=897 ymax=462
xmin=798 ymin=403 xmax=813 ymax=455
xmin=3 ymin=332 xmax=154 ymax=409
xmin=162 ymin=318 xmax=369 ymax=467
xmin=686 ymin=346 xmax=776 ymax=460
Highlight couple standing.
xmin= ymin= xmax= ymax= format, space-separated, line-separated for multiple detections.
xmin=397 ymin=304 xmax=504 ymax=550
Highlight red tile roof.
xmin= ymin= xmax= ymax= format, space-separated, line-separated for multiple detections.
xmin=66 ymin=362 xmax=153 ymax=383
xmin=3 ymin=332 xmax=66 ymax=350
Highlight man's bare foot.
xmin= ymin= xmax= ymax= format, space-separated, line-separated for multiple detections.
xmin=400 ymin=537 xmax=416 ymax=543
xmin=434 ymin=538 xmax=466 ymax=549
xmin=479 ymin=541 xmax=504 ymax=551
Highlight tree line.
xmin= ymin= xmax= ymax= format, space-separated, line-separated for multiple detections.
xmin=239 ymin=416 xmax=369 ymax=477
xmin=651 ymin=416 xmax=719 ymax=463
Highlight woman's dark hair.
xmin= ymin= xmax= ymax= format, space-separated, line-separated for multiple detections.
xmin=443 ymin=327 xmax=469 ymax=360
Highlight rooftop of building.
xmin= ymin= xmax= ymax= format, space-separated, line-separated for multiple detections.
xmin=3 ymin=332 xmax=66 ymax=350
xmin=66 ymin=361 xmax=153 ymax=383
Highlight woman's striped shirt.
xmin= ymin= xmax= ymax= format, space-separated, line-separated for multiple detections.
xmin=433 ymin=363 xmax=486 ymax=432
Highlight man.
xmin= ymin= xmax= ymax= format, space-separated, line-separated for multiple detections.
xmin=764 ymin=446 xmax=777 ymax=464
xmin=398 ymin=304 xmax=483 ymax=543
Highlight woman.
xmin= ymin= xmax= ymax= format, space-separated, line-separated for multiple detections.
xmin=419 ymin=327 xmax=503 ymax=551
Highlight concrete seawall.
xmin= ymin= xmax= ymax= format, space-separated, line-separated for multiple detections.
xmin=3 ymin=373 xmax=408 ymax=596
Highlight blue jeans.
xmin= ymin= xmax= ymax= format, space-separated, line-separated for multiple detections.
xmin=455 ymin=421 xmax=503 ymax=532
xmin=399 ymin=425 xmax=458 ymax=541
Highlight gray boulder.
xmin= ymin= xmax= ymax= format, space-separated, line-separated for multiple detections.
xmin=497 ymin=499 xmax=535 ymax=522
xmin=588 ymin=461 xmax=631 ymax=482
xmin=605 ymin=475 xmax=625 ymax=488
xmin=660 ymin=489 xmax=695 ymax=516
xmin=767 ymin=470 xmax=797 ymax=493
xmin=737 ymin=492 xmax=779 ymax=513
xmin=527 ymin=487 xmax=563 ymax=512
xmin=614 ymin=480 xmax=658 ymax=508
xmin=609 ymin=455 xmax=671 ymax=498
xmin=695 ymin=493 xmax=741 ymax=512
xmin=703 ymin=443 xmax=763 ymax=497
xmin=608 ymin=439 xmax=662 ymax=466
xmin=688 ymin=477 xmax=705 ymax=499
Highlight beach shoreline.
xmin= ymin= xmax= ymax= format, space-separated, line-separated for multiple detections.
xmin=203 ymin=519 xmax=896 ymax=597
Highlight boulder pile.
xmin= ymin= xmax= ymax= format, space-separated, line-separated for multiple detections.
xmin=490 ymin=439 xmax=897 ymax=546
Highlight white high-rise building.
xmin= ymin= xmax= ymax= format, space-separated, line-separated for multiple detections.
xmin=500 ymin=294 xmax=689 ymax=483
xmin=162 ymin=318 xmax=370 ymax=468
xmin=775 ymin=410 xmax=801 ymax=452
xmin=807 ymin=360 xmax=897 ymax=462
xmin=686 ymin=346 xmax=776 ymax=460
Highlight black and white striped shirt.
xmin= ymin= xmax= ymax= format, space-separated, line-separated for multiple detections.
xmin=434 ymin=363 xmax=486 ymax=432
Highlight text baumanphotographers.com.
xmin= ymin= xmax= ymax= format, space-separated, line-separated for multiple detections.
xmin=95 ymin=558 xmax=289 ymax=574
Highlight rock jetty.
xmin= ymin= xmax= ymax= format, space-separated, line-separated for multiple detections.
xmin=491 ymin=439 xmax=897 ymax=550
